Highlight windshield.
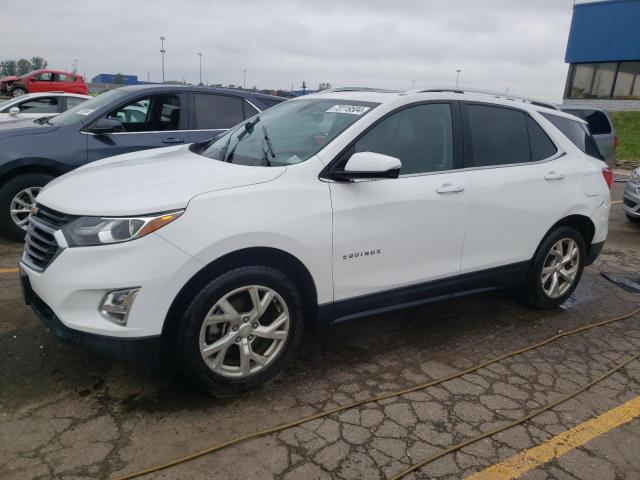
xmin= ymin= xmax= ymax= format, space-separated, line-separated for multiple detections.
xmin=199 ymin=98 xmax=378 ymax=166
xmin=48 ymin=90 xmax=127 ymax=126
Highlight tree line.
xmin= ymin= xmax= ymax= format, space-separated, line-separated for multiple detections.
xmin=0 ymin=57 xmax=49 ymax=77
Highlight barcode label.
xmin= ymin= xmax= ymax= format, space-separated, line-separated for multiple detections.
xmin=326 ymin=105 xmax=371 ymax=115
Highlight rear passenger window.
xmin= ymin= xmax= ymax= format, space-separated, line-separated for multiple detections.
xmin=527 ymin=117 xmax=557 ymax=161
xmin=194 ymin=94 xmax=244 ymax=129
xmin=466 ymin=104 xmax=530 ymax=166
xmin=541 ymin=113 xmax=603 ymax=159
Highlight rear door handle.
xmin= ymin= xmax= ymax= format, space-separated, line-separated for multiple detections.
xmin=163 ymin=137 xmax=185 ymax=144
xmin=436 ymin=183 xmax=465 ymax=194
xmin=544 ymin=171 xmax=565 ymax=181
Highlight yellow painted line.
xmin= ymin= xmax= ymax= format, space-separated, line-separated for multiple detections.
xmin=611 ymin=200 xmax=623 ymax=205
xmin=466 ymin=395 xmax=640 ymax=480
xmin=0 ymin=267 xmax=19 ymax=274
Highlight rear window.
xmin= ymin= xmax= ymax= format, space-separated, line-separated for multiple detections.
xmin=542 ymin=113 xmax=603 ymax=159
xmin=194 ymin=94 xmax=244 ymax=129
xmin=563 ymin=109 xmax=612 ymax=135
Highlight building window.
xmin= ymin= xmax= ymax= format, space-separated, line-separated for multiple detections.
xmin=569 ymin=63 xmax=617 ymax=99
xmin=567 ymin=61 xmax=640 ymax=100
xmin=613 ymin=61 xmax=640 ymax=99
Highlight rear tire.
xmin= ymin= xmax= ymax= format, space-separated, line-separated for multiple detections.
xmin=9 ymin=86 xmax=27 ymax=97
xmin=0 ymin=173 xmax=54 ymax=242
xmin=519 ymin=226 xmax=586 ymax=309
xmin=175 ymin=265 xmax=305 ymax=396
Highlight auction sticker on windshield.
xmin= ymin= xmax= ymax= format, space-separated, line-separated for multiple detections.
xmin=326 ymin=105 xmax=371 ymax=115
xmin=75 ymin=108 xmax=95 ymax=116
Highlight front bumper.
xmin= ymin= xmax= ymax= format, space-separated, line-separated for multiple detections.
xmin=20 ymin=231 xmax=203 ymax=339
xmin=623 ymin=181 xmax=640 ymax=218
xmin=22 ymin=271 xmax=162 ymax=364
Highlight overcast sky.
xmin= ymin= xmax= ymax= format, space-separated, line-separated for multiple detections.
xmin=0 ymin=0 xmax=586 ymax=101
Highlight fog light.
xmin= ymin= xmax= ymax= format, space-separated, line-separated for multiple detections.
xmin=100 ymin=288 xmax=140 ymax=325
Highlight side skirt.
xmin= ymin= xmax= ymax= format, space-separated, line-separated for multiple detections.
xmin=317 ymin=261 xmax=530 ymax=328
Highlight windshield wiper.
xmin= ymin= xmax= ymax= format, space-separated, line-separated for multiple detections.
xmin=259 ymin=125 xmax=276 ymax=166
xmin=222 ymin=116 xmax=261 ymax=163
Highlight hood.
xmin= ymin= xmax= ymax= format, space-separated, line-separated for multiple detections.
xmin=0 ymin=118 xmax=58 ymax=137
xmin=37 ymin=145 xmax=286 ymax=216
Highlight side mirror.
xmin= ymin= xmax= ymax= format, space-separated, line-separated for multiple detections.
xmin=89 ymin=118 xmax=124 ymax=134
xmin=8 ymin=106 xmax=20 ymax=115
xmin=29 ymin=76 xmax=36 ymax=82
xmin=332 ymin=152 xmax=402 ymax=181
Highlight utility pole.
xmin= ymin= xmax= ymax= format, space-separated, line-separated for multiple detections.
xmin=243 ymin=69 xmax=246 ymax=89
xmin=455 ymin=69 xmax=462 ymax=87
xmin=159 ymin=36 xmax=166 ymax=84
xmin=198 ymin=52 xmax=203 ymax=86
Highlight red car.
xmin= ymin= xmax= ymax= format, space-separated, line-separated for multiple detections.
xmin=7 ymin=69 xmax=89 ymax=97
xmin=0 ymin=75 xmax=19 ymax=95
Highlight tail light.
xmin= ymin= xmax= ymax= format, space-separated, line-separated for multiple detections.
xmin=602 ymin=166 xmax=613 ymax=189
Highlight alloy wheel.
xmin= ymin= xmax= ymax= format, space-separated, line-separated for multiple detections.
xmin=541 ymin=238 xmax=580 ymax=298
xmin=199 ymin=285 xmax=290 ymax=378
xmin=10 ymin=187 xmax=41 ymax=231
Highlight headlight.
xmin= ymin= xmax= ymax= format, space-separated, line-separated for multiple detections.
xmin=61 ymin=210 xmax=183 ymax=247
xmin=631 ymin=168 xmax=640 ymax=185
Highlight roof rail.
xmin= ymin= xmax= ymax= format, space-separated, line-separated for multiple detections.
xmin=320 ymin=87 xmax=400 ymax=94
xmin=410 ymin=85 xmax=559 ymax=110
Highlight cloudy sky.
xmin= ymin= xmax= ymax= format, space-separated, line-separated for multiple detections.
xmin=0 ymin=0 xmax=586 ymax=101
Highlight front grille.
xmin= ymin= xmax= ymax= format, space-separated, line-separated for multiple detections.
xmin=22 ymin=205 xmax=76 ymax=272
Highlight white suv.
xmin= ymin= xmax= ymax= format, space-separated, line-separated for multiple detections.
xmin=20 ymin=87 xmax=612 ymax=394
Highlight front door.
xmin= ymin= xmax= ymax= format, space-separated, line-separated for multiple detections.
xmin=330 ymin=102 xmax=468 ymax=307
xmin=85 ymin=93 xmax=187 ymax=162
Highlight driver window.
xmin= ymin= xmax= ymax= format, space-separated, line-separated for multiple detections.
xmin=355 ymin=103 xmax=453 ymax=175
xmin=104 ymin=95 xmax=181 ymax=132
xmin=34 ymin=72 xmax=54 ymax=81
xmin=18 ymin=97 xmax=59 ymax=113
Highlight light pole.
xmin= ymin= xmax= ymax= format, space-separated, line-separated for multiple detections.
xmin=73 ymin=59 xmax=78 ymax=73
xmin=198 ymin=53 xmax=203 ymax=86
xmin=243 ymin=69 xmax=247 ymax=89
xmin=455 ymin=69 xmax=462 ymax=87
xmin=159 ymin=36 xmax=166 ymax=84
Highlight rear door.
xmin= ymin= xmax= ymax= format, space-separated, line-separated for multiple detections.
xmin=186 ymin=93 xmax=259 ymax=143
xmin=459 ymin=103 xmax=568 ymax=274
xmin=85 ymin=92 xmax=188 ymax=162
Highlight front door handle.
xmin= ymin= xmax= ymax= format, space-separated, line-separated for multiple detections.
xmin=163 ymin=137 xmax=185 ymax=144
xmin=544 ymin=171 xmax=565 ymax=181
xmin=436 ymin=183 xmax=465 ymax=194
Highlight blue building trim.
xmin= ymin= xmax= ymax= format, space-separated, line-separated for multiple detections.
xmin=565 ymin=0 xmax=640 ymax=63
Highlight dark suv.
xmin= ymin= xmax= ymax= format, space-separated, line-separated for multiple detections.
xmin=0 ymin=85 xmax=285 ymax=240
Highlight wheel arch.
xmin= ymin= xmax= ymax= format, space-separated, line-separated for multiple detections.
xmin=0 ymin=160 xmax=65 ymax=186
xmin=162 ymin=246 xmax=320 ymax=339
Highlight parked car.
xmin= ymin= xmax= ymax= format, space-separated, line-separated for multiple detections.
xmin=0 ymin=75 xmax=19 ymax=95
xmin=19 ymin=87 xmax=611 ymax=394
xmin=0 ymin=85 xmax=285 ymax=240
xmin=623 ymin=167 xmax=640 ymax=223
xmin=559 ymin=106 xmax=616 ymax=169
xmin=8 ymin=69 xmax=89 ymax=97
xmin=0 ymin=92 xmax=89 ymax=124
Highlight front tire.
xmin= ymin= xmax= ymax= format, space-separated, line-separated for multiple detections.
xmin=519 ymin=227 xmax=585 ymax=309
xmin=175 ymin=265 xmax=305 ymax=395
xmin=10 ymin=86 xmax=27 ymax=97
xmin=0 ymin=173 xmax=54 ymax=241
